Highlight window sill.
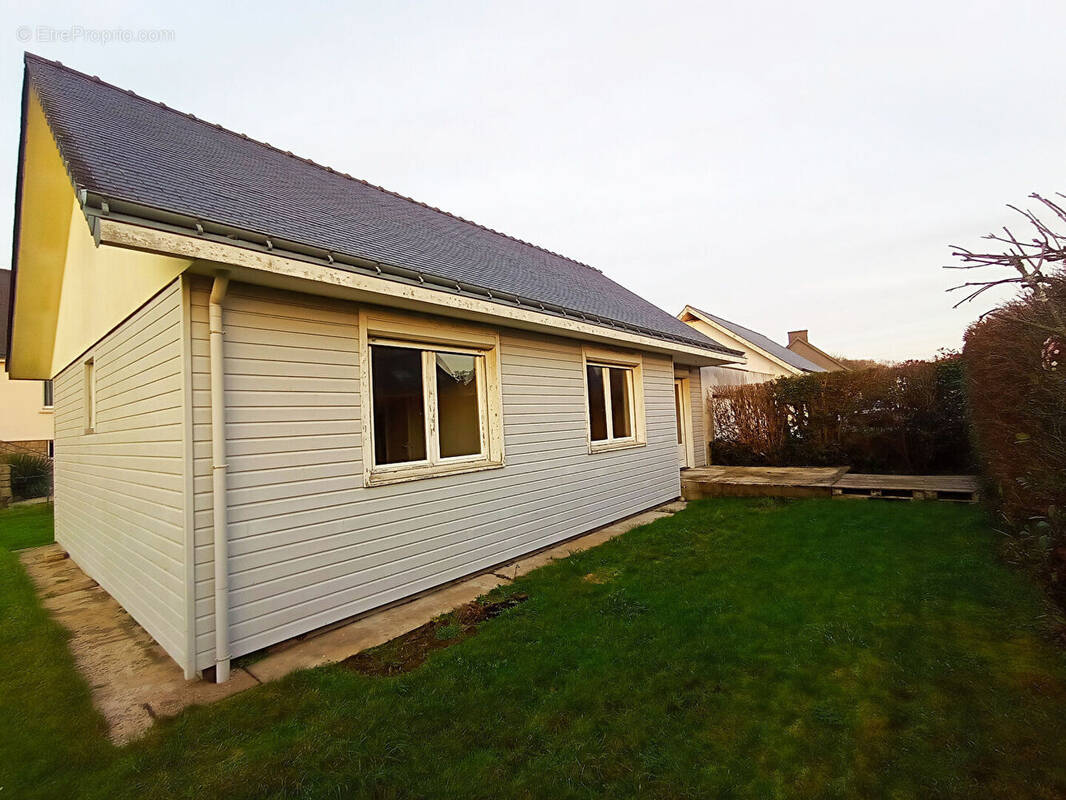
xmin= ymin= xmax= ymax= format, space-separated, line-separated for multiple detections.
xmin=40 ymin=407 xmax=54 ymax=414
xmin=365 ymin=459 xmax=504 ymax=488
xmin=589 ymin=439 xmax=646 ymax=455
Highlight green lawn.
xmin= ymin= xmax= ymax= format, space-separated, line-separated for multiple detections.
xmin=3 ymin=499 xmax=1066 ymax=799
xmin=0 ymin=502 xmax=54 ymax=551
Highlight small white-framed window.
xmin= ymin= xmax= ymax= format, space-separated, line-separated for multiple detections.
xmin=42 ymin=379 xmax=54 ymax=409
xmin=84 ymin=358 xmax=96 ymax=433
xmin=582 ymin=346 xmax=647 ymax=453
xmin=359 ymin=310 xmax=504 ymax=486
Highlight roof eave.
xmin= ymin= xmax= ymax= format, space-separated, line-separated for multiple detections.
xmin=678 ymin=305 xmax=801 ymax=374
xmin=95 ymin=214 xmax=746 ymax=366
xmin=81 ymin=194 xmax=739 ymax=357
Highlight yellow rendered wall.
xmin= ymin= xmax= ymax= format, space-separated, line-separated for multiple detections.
xmin=50 ymin=200 xmax=190 ymax=377
xmin=7 ymin=90 xmax=72 ymax=379
xmin=0 ymin=359 xmax=54 ymax=442
xmin=9 ymin=87 xmax=191 ymax=379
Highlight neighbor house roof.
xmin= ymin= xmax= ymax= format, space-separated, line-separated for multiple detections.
xmin=680 ymin=305 xmax=825 ymax=373
xmin=18 ymin=53 xmax=740 ymax=357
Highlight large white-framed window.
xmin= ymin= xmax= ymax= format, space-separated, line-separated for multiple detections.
xmin=359 ymin=309 xmax=504 ymax=486
xmin=582 ymin=346 xmax=646 ymax=453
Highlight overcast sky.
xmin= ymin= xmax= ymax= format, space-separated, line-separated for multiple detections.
xmin=1 ymin=0 xmax=1063 ymax=360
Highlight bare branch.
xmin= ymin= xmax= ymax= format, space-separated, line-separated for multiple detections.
xmin=944 ymin=193 xmax=1066 ymax=325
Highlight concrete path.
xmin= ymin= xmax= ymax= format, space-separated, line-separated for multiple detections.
xmin=20 ymin=500 xmax=684 ymax=744
xmin=19 ymin=547 xmax=259 ymax=744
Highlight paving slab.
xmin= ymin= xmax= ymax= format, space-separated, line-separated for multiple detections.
xmin=19 ymin=545 xmax=258 ymax=745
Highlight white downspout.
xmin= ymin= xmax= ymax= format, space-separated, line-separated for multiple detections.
xmin=209 ymin=273 xmax=231 ymax=683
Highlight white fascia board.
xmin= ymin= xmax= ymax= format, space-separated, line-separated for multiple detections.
xmin=98 ymin=219 xmax=746 ymax=367
xmin=679 ymin=305 xmax=801 ymax=374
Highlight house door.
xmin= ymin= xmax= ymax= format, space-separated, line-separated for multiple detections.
xmin=674 ymin=378 xmax=692 ymax=468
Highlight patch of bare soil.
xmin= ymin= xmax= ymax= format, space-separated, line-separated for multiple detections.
xmin=583 ymin=568 xmax=620 ymax=584
xmin=342 ymin=594 xmax=528 ymax=677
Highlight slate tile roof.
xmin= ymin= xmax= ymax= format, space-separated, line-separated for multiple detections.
xmin=23 ymin=53 xmax=739 ymax=356
xmin=684 ymin=305 xmax=825 ymax=372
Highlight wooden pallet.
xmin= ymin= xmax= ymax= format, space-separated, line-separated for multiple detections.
xmin=831 ymin=474 xmax=980 ymax=503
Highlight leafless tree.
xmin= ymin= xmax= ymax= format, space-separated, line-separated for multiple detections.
xmin=946 ymin=193 xmax=1066 ymax=335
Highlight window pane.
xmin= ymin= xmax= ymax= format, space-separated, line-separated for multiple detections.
xmin=372 ymin=345 xmax=426 ymax=465
xmin=43 ymin=380 xmax=54 ymax=407
xmin=586 ymin=365 xmax=608 ymax=441
xmin=436 ymin=352 xmax=482 ymax=458
xmin=609 ymin=368 xmax=632 ymax=438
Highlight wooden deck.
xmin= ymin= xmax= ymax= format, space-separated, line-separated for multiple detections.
xmin=681 ymin=466 xmax=980 ymax=503
xmin=832 ymin=473 xmax=980 ymax=502
xmin=680 ymin=466 xmax=850 ymax=500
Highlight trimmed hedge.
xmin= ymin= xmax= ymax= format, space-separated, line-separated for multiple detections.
xmin=962 ymin=275 xmax=1066 ymax=603
xmin=709 ymin=356 xmax=971 ymax=474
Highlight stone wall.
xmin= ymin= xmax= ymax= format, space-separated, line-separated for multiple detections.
xmin=0 ymin=463 xmax=10 ymax=508
xmin=7 ymin=439 xmax=52 ymax=456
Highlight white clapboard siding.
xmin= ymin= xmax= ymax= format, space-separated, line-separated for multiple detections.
xmin=689 ymin=367 xmax=706 ymax=467
xmin=189 ymin=278 xmax=681 ymax=669
xmin=52 ymin=280 xmax=189 ymax=667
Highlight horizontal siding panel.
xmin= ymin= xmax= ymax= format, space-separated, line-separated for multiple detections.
xmin=197 ymin=460 xmax=678 ymax=600
xmin=191 ymin=338 xmax=361 ymax=366
xmin=194 ymin=388 xmax=357 ymax=408
xmin=191 ymin=373 xmax=358 ymax=394
xmin=53 ymin=280 xmax=189 ymax=670
xmin=190 ymin=279 xmax=682 ymax=670
xmin=197 ymin=477 xmax=675 ymax=651
xmin=196 ymin=323 xmax=356 ymax=352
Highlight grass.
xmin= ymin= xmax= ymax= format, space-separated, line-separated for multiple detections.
xmin=4 ymin=498 xmax=1066 ymax=798
xmin=0 ymin=502 xmax=54 ymax=551
xmin=0 ymin=502 xmax=111 ymax=799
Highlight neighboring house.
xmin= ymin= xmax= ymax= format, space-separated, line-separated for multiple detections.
xmin=678 ymin=305 xmax=825 ymax=385
xmin=786 ymin=329 xmax=848 ymax=372
xmin=0 ymin=269 xmax=53 ymax=454
xmin=7 ymin=54 xmax=745 ymax=682
xmin=677 ymin=305 xmax=826 ymax=462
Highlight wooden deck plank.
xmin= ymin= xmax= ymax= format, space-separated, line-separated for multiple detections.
xmin=682 ymin=466 xmax=850 ymax=487
xmin=833 ymin=474 xmax=979 ymax=492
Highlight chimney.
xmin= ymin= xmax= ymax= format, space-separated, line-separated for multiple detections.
xmin=788 ymin=330 xmax=808 ymax=346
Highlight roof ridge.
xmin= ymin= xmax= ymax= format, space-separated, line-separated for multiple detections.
xmin=682 ymin=304 xmax=824 ymax=372
xmin=23 ymin=52 xmax=603 ymax=274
